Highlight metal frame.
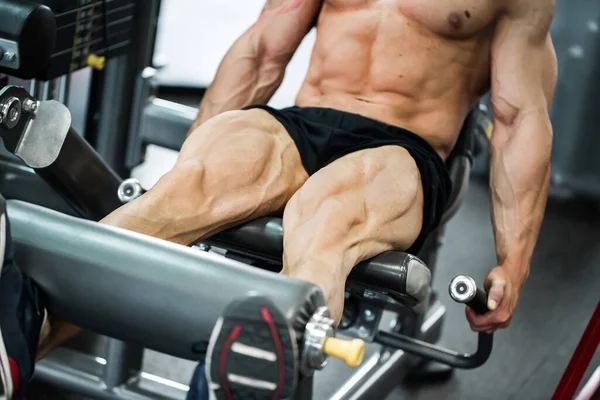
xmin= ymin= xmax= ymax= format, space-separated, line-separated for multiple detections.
xmin=35 ymin=347 xmax=188 ymax=400
xmin=85 ymin=0 xmax=163 ymax=177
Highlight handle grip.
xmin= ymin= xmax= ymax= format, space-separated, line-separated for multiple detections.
xmin=449 ymin=275 xmax=489 ymax=315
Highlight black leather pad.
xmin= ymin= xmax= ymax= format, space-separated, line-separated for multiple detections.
xmin=204 ymin=218 xmax=432 ymax=309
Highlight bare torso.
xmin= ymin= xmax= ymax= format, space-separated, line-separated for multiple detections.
xmin=295 ymin=0 xmax=500 ymax=158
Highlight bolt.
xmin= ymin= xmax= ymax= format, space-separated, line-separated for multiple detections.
xmin=22 ymin=98 xmax=38 ymax=113
xmin=3 ymin=52 xmax=15 ymax=63
xmin=357 ymin=326 xmax=369 ymax=339
xmin=197 ymin=243 xmax=211 ymax=252
xmin=363 ymin=309 xmax=375 ymax=322
xmin=8 ymin=107 xmax=18 ymax=123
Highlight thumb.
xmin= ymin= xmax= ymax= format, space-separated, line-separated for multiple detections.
xmin=486 ymin=271 xmax=507 ymax=311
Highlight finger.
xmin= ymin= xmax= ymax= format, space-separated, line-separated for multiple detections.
xmin=482 ymin=318 xmax=512 ymax=334
xmin=471 ymin=323 xmax=496 ymax=332
xmin=465 ymin=305 xmax=492 ymax=324
xmin=465 ymin=307 xmax=494 ymax=331
xmin=486 ymin=279 xmax=506 ymax=311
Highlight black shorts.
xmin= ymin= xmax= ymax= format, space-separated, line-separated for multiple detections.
xmin=244 ymin=105 xmax=452 ymax=254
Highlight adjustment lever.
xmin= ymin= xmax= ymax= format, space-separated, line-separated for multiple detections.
xmin=373 ymin=275 xmax=493 ymax=369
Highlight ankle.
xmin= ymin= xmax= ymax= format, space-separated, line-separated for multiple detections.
xmin=36 ymin=319 xmax=81 ymax=361
xmin=283 ymin=265 xmax=346 ymax=323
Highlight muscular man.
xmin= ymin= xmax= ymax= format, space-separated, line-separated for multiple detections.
xmin=1 ymin=0 xmax=556 ymax=398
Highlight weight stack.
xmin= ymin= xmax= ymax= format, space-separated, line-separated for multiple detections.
xmin=0 ymin=0 xmax=136 ymax=80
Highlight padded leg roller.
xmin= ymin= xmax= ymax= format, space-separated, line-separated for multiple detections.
xmin=206 ymin=296 xmax=298 ymax=400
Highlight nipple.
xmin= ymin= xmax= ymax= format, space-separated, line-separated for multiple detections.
xmin=447 ymin=12 xmax=463 ymax=30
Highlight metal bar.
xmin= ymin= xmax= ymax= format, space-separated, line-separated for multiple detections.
xmin=56 ymin=75 xmax=70 ymax=105
xmin=0 ymin=155 xmax=76 ymax=215
xmin=34 ymin=347 xmax=188 ymax=399
xmin=29 ymin=80 xmax=39 ymax=97
xmin=34 ymin=125 xmax=124 ymax=220
xmin=8 ymin=199 xmax=324 ymax=361
xmin=293 ymin=375 xmax=314 ymax=400
xmin=41 ymin=80 xmax=51 ymax=100
xmin=103 ymin=340 xmax=144 ymax=390
xmin=125 ymin=67 xmax=158 ymax=169
xmin=141 ymin=98 xmax=197 ymax=151
xmin=94 ymin=56 xmax=131 ymax=176
xmin=35 ymin=362 xmax=115 ymax=400
xmin=374 ymin=330 xmax=493 ymax=369
xmin=35 ymin=362 xmax=185 ymax=400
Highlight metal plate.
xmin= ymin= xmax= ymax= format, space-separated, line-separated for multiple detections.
xmin=0 ymin=38 xmax=20 ymax=70
xmin=15 ymin=100 xmax=71 ymax=168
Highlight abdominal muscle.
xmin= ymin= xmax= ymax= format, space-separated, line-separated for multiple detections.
xmin=294 ymin=2 xmax=494 ymax=159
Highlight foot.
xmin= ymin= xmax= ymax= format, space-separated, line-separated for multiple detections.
xmin=206 ymin=296 xmax=298 ymax=400
xmin=0 ymin=196 xmax=47 ymax=399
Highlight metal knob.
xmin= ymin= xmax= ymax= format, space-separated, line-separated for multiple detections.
xmin=449 ymin=275 xmax=489 ymax=315
xmin=449 ymin=276 xmax=478 ymax=303
xmin=0 ymin=97 xmax=22 ymax=129
xmin=118 ymin=178 xmax=144 ymax=203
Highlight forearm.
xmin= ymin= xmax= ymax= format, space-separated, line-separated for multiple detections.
xmin=489 ymin=110 xmax=552 ymax=286
xmin=189 ymin=35 xmax=285 ymax=134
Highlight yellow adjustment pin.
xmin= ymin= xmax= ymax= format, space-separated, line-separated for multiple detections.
xmin=86 ymin=54 xmax=106 ymax=70
xmin=322 ymin=337 xmax=365 ymax=368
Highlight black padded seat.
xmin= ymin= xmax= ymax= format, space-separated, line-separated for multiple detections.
xmin=204 ymin=218 xmax=431 ymax=309
xmin=202 ymin=108 xmax=487 ymax=310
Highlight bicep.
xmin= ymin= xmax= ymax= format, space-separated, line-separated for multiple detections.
xmin=249 ymin=0 xmax=322 ymax=63
xmin=489 ymin=6 xmax=556 ymax=180
xmin=490 ymin=2 xmax=557 ymax=128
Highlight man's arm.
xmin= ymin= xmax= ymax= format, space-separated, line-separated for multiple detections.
xmin=188 ymin=0 xmax=322 ymax=134
xmin=468 ymin=0 xmax=557 ymax=331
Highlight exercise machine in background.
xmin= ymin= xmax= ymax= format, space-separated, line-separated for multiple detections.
xmin=0 ymin=1 xmax=494 ymax=399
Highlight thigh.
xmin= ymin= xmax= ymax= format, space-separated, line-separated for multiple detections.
xmin=103 ymin=109 xmax=308 ymax=244
xmin=282 ymin=145 xmax=424 ymax=270
xmin=178 ymin=109 xmax=308 ymax=199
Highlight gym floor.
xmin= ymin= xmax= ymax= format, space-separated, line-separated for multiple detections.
xmin=23 ymin=144 xmax=600 ymax=400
